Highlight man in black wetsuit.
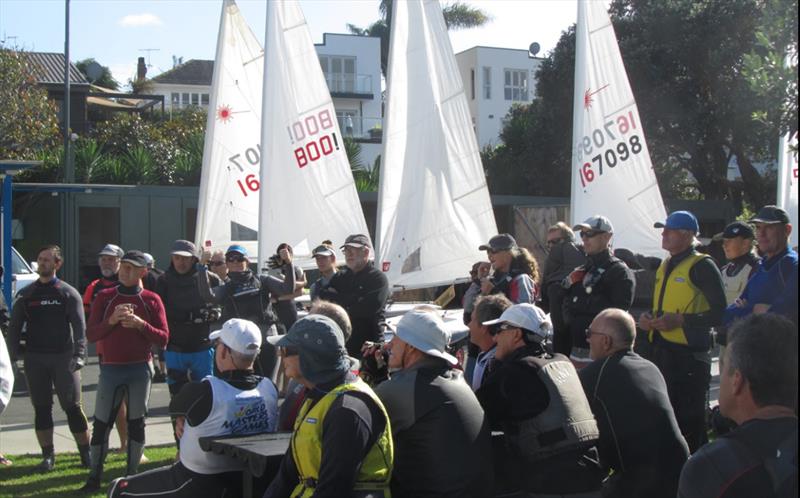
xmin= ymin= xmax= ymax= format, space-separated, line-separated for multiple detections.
xmin=7 ymin=245 xmax=90 ymax=471
xmin=318 ymin=234 xmax=389 ymax=357
xmin=108 ymin=318 xmax=279 ymax=497
xmin=678 ymin=313 xmax=797 ymax=498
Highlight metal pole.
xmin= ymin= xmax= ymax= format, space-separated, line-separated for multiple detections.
xmin=2 ymin=176 xmax=13 ymax=306
xmin=64 ymin=0 xmax=74 ymax=183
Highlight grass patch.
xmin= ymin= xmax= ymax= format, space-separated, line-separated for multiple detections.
xmin=0 ymin=445 xmax=177 ymax=498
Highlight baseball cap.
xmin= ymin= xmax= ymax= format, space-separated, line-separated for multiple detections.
xmin=341 ymin=234 xmax=372 ymax=249
xmin=170 ymin=240 xmax=197 ymax=257
xmin=479 ymin=233 xmax=517 ymax=252
xmin=573 ymin=215 xmax=614 ymax=233
xmin=483 ymin=303 xmax=552 ymax=342
xmin=225 ymin=244 xmax=249 ymax=257
xmin=750 ymin=205 xmax=790 ymax=225
xmin=394 ymin=309 xmax=458 ymax=365
xmin=98 ymin=244 xmax=124 ymax=258
xmin=654 ymin=211 xmax=699 ymax=233
xmin=312 ymin=244 xmax=335 ymax=257
xmin=209 ymin=318 xmax=261 ymax=355
xmin=120 ymin=250 xmax=147 ymax=268
xmin=142 ymin=253 xmax=155 ymax=267
xmin=722 ymin=221 xmax=755 ymax=240
xmin=267 ymin=315 xmax=350 ymax=384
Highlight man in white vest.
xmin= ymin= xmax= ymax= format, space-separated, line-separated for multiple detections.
xmin=108 ymin=318 xmax=279 ymax=497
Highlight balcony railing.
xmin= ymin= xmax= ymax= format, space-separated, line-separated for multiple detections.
xmin=324 ymin=73 xmax=374 ymax=96
xmin=338 ymin=116 xmax=382 ymax=141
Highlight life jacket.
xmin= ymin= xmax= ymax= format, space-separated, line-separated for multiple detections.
xmin=509 ymin=354 xmax=599 ymax=462
xmin=181 ymin=375 xmax=278 ymax=474
xmin=650 ymin=253 xmax=711 ymax=348
xmin=290 ymin=378 xmax=393 ymax=498
xmin=223 ymin=271 xmax=276 ymax=327
xmin=721 ymin=261 xmax=755 ymax=305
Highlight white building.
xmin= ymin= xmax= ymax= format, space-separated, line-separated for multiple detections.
xmin=455 ymin=46 xmax=544 ymax=149
xmin=149 ymin=33 xmax=383 ymax=166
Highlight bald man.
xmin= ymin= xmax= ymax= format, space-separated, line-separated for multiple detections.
xmin=580 ymin=309 xmax=689 ymax=498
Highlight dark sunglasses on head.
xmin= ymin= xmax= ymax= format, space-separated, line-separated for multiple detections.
xmin=580 ymin=230 xmax=603 ymax=239
xmin=280 ymin=346 xmax=299 ymax=357
xmin=225 ymin=254 xmax=246 ymax=262
xmin=209 ymin=261 xmax=226 ymax=267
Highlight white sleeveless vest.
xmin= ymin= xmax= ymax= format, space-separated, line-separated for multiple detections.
xmin=181 ymin=375 xmax=278 ymax=474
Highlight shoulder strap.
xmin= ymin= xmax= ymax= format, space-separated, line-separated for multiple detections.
xmin=762 ymin=427 xmax=798 ymax=494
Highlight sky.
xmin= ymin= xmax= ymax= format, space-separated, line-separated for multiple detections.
xmin=0 ymin=0 xmax=579 ymax=88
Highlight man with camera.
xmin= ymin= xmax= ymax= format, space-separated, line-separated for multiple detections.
xmin=155 ymin=241 xmax=221 ymax=420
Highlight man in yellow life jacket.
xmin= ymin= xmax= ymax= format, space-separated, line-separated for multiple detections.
xmin=639 ymin=211 xmax=726 ymax=453
xmin=264 ymin=314 xmax=393 ymax=498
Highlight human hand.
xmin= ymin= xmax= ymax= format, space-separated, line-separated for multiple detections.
xmin=638 ymin=312 xmax=654 ymax=331
xmin=199 ymin=248 xmax=212 ymax=265
xmin=651 ymin=312 xmax=683 ymax=331
xmin=175 ymin=416 xmax=186 ymax=440
xmin=734 ymin=297 xmax=748 ymax=309
xmin=69 ymin=356 xmax=85 ymax=372
xmin=480 ymin=278 xmax=493 ymax=295
xmin=752 ymin=303 xmax=771 ymax=315
xmin=109 ymin=303 xmax=132 ymax=326
xmin=121 ymin=312 xmax=146 ymax=330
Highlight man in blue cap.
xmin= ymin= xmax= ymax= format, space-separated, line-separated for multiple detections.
xmin=197 ymin=244 xmax=297 ymax=380
xmin=639 ymin=210 xmax=726 ymax=453
xmin=723 ymin=205 xmax=797 ymax=326
xmin=263 ymin=315 xmax=393 ymax=498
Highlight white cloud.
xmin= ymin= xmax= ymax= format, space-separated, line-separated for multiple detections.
xmin=118 ymin=13 xmax=163 ymax=28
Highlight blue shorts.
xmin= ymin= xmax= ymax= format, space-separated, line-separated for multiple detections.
xmin=164 ymin=348 xmax=214 ymax=384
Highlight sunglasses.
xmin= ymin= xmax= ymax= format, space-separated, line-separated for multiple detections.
xmin=580 ymin=230 xmax=604 ymax=239
xmin=498 ymin=323 xmax=519 ymax=331
xmin=225 ymin=254 xmax=246 ymax=263
xmin=279 ymin=346 xmax=299 ymax=357
xmin=209 ymin=261 xmax=226 ymax=267
xmin=585 ymin=328 xmax=611 ymax=339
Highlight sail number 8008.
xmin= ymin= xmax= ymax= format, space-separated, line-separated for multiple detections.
xmin=286 ymin=109 xmax=341 ymax=169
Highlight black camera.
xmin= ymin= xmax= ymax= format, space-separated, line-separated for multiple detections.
xmin=192 ymin=306 xmax=222 ymax=324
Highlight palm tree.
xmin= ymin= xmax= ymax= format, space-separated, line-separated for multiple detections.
xmin=348 ymin=0 xmax=491 ymax=74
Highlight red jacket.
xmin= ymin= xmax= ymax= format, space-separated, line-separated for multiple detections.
xmin=87 ymin=287 xmax=169 ymax=365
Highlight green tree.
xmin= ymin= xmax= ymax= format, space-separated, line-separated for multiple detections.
xmin=484 ymin=0 xmax=794 ymax=208
xmin=75 ymin=58 xmax=119 ymax=90
xmin=0 ymin=48 xmax=61 ymax=160
xmin=349 ymin=0 xmax=491 ymax=74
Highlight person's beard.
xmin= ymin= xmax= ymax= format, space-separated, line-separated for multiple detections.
xmin=101 ymin=268 xmax=116 ymax=278
xmin=38 ymin=268 xmax=55 ymax=279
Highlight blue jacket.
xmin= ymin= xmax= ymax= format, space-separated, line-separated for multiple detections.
xmin=724 ymin=247 xmax=798 ymax=325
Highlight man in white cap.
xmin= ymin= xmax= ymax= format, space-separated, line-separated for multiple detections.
xmin=375 ymin=308 xmax=493 ymax=498
xmin=308 ymin=241 xmax=338 ymax=302
xmin=477 ymin=303 xmax=603 ymax=496
xmin=562 ymin=215 xmax=635 ymax=368
xmin=108 ymin=318 xmax=278 ymax=497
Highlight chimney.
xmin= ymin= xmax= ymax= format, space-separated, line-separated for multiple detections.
xmin=137 ymin=57 xmax=147 ymax=82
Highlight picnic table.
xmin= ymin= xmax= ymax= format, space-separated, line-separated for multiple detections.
xmin=200 ymin=431 xmax=291 ymax=498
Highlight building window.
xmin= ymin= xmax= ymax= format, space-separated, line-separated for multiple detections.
xmin=504 ymin=69 xmax=528 ymax=101
xmin=470 ymin=69 xmax=475 ymax=100
xmin=201 ymin=94 xmax=209 ymax=106
xmin=483 ymin=67 xmax=491 ymax=99
xmin=171 ymin=93 xmax=180 ymax=106
xmin=191 ymin=93 xmax=200 ymax=106
xmin=319 ymin=55 xmax=357 ymax=93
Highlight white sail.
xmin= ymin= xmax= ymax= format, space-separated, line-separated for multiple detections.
xmin=777 ymin=132 xmax=798 ymax=247
xmin=376 ymin=0 xmax=498 ymax=290
xmin=258 ymin=0 xmax=369 ymax=270
xmin=571 ymin=1 xmax=666 ymax=256
xmin=195 ymin=0 xmax=264 ymax=255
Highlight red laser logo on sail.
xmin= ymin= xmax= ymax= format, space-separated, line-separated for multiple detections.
xmin=584 ymin=84 xmax=610 ymax=110
xmin=217 ymin=105 xmax=234 ymax=123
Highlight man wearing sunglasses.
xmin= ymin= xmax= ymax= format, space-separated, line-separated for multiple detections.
xmin=197 ymin=244 xmax=296 ymax=380
xmin=562 ymin=215 xmax=635 ymax=369
xmin=579 ymin=308 xmax=689 ymax=498
xmin=264 ymin=315 xmax=393 ymax=498
xmin=639 ymin=210 xmax=726 ymax=453
xmin=108 ymin=318 xmax=278 ymax=497
xmin=476 ymin=303 xmax=603 ymax=497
